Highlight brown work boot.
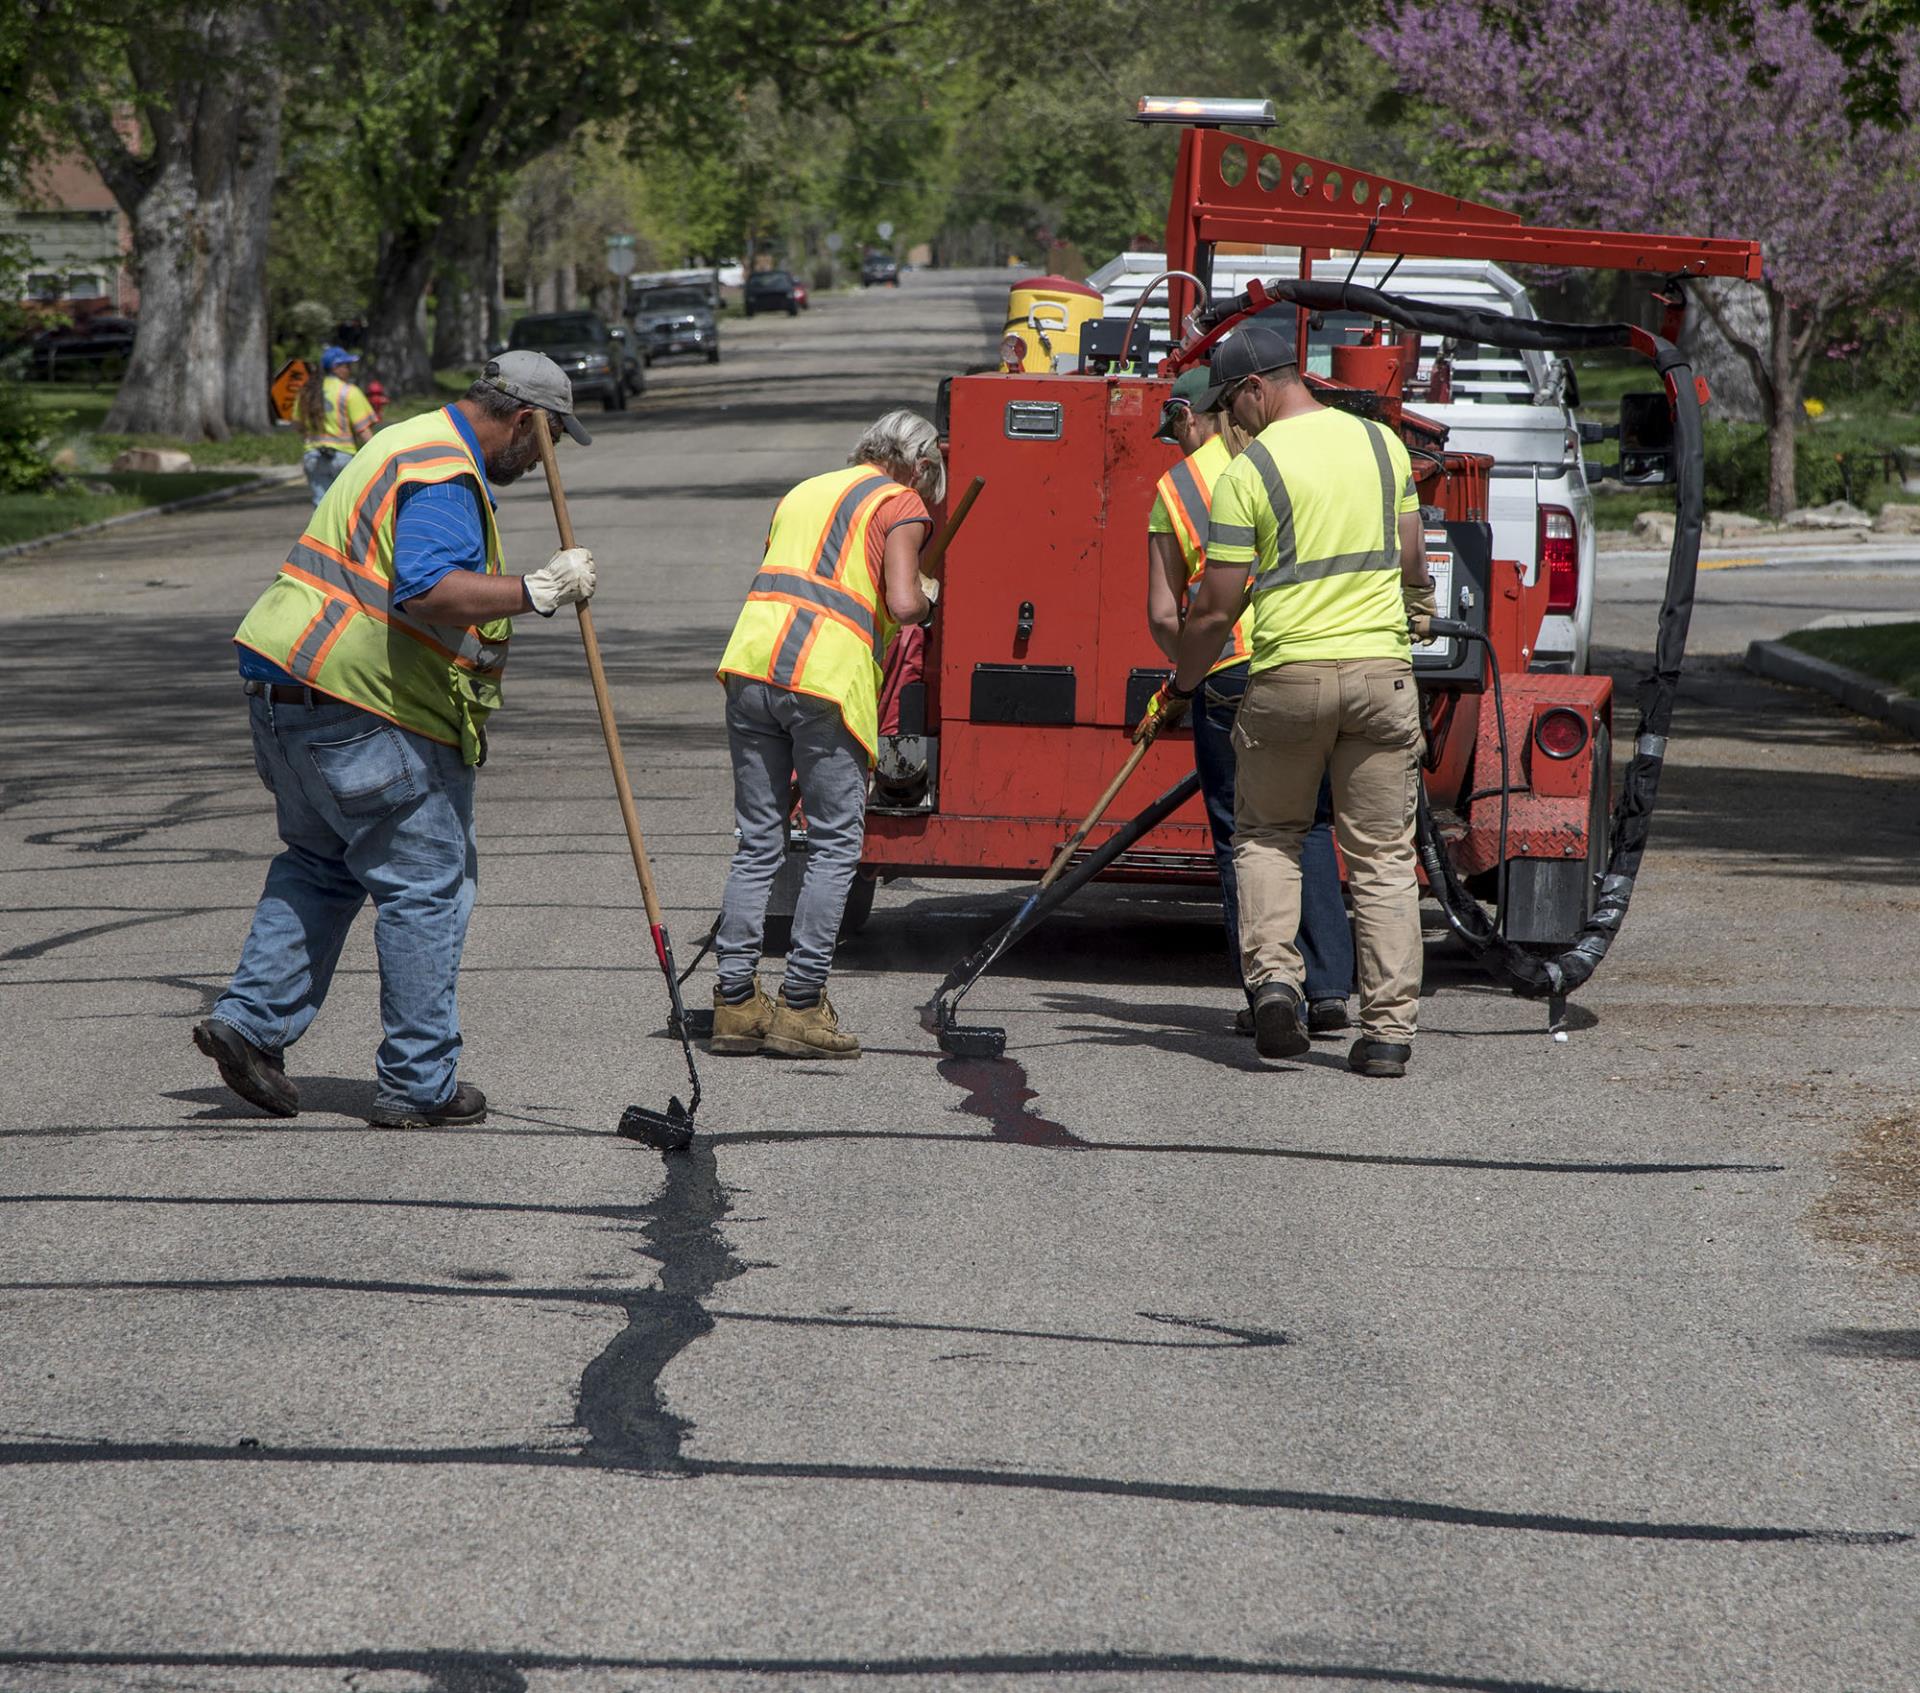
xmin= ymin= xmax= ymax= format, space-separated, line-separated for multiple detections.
xmin=709 ymin=979 xmax=774 ymax=1055
xmin=763 ymin=991 xmax=861 ymax=1060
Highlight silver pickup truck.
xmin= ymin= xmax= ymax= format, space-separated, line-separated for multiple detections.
xmin=1090 ymin=252 xmax=1596 ymax=674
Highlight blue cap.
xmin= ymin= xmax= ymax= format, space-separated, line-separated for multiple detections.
xmin=320 ymin=345 xmax=358 ymax=372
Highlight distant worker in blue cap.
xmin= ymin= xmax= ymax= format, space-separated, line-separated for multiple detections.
xmin=1141 ymin=363 xmax=1355 ymax=1040
xmin=298 ymin=344 xmax=377 ymax=505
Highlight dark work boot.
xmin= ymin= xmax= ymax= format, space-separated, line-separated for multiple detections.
xmin=371 ymin=1083 xmax=488 ymax=1129
xmin=1251 ymin=983 xmax=1309 ymax=1060
xmin=1308 ymin=998 xmax=1352 ymax=1037
xmin=192 ymin=1018 xmax=298 ymax=1118
xmin=1348 ymin=1037 xmax=1412 ymax=1079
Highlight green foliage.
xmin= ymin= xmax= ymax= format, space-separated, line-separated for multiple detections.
xmin=1702 ymin=416 xmax=1915 ymax=511
xmin=0 ymin=378 xmax=62 ymax=492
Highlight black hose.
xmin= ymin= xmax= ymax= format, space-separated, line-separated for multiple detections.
xmin=1193 ymin=277 xmax=1704 ymax=1000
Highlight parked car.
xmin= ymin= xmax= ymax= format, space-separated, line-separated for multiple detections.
xmin=505 ymin=310 xmax=640 ymax=409
xmin=1092 ymin=251 xmax=1598 ymax=674
xmin=628 ymin=284 xmax=720 ymax=365
xmin=860 ymin=253 xmax=901 ymax=288
xmin=744 ymin=270 xmax=800 ymax=317
xmin=25 ymin=315 xmax=137 ymax=380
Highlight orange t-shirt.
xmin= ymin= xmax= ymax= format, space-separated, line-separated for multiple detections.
xmin=865 ymin=485 xmax=932 ymax=590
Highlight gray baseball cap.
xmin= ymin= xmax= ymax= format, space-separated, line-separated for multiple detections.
xmin=478 ymin=350 xmax=593 ymax=445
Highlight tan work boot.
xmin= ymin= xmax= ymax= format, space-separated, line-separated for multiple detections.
xmin=708 ymin=980 xmax=774 ymax=1055
xmin=763 ymin=991 xmax=861 ymax=1060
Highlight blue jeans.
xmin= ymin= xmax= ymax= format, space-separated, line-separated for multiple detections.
xmin=716 ymin=677 xmax=869 ymax=1000
xmin=211 ymin=694 xmax=478 ymax=1114
xmin=303 ymin=446 xmax=347 ymax=506
xmin=1195 ymin=663 xmax=1355 ymax=1002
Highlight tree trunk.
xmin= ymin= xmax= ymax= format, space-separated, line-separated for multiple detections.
xmin=431 ymin=207 xmax=493 ymax=370
xmin=88 ymin=6 xmax=284 ymax=440
xmin=364 ymin=229 xmax=439 ymax=396
xmin=485 ymin=222 xmax=505 ymax=351
xmin=556 ymin=261 xmax=577 ymax=311
xmin=223 ymin=56 xmax=283 ymax=434
xmin=1766 ymin=284 xmax=1800 ymax=519
xmin=1681 ymin=278 xmax=1768 ymax=425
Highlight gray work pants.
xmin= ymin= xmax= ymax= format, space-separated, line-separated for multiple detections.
xmin=716 ymin=676 xmax=869 ymax=998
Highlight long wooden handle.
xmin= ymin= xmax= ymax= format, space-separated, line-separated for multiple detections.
xmin=919 ymin=474 xmax=985 ymax=575
xmin=534 ymin=422 xmax=665 ymax=929
xmin=1038 ymin=736 xmax=1153 ymax=890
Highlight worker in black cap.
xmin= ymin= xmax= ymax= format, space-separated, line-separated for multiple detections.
xmin=1141 ymin=363 xmax=1354 ymax=1038
xmin=1143 ymin=317 xmax=1436 ymax=1078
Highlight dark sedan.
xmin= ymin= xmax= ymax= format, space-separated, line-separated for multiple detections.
xmin=743 ymin=270 xmax=800 ymax=317
xmin=860 ymin=253 xmax=900 ymax=287
xmin=505 ymin=311 xmax=640 ymax=409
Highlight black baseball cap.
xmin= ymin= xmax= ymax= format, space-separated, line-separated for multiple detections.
xmin=1195 ymin=319 xmax=1298 ymax=413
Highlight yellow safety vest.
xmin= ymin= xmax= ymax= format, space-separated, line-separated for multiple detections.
xmin=718 ymin=464 xmax=914 ymax=762
xmin=1152 ymin=431 xmax=1251 ymax=674
xmin=234 ymin=409 xmax=511 ymax=764
xmin=305 ymin=374 xmax=368 ymax=452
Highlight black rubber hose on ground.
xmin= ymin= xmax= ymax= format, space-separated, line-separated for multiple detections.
xmin=931 ymin=769 xmax=1204 ymax=1021
xmin=1194 ymin=279 xmax=1704 ymax=999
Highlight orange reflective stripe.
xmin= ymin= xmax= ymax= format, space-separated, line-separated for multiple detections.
xmin=808 ymin=472 xmax=895 ymax=580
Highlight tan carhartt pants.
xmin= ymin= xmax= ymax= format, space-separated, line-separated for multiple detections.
xmin=1231 ymin=657 xmax=1423 ymax=1042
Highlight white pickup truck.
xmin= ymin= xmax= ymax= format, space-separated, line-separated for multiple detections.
xmin=1089 ymin=252 xmax=1596 ymax=674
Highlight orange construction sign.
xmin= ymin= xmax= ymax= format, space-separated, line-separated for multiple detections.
xmin=269 ymin=358 xmax=313 ymax=423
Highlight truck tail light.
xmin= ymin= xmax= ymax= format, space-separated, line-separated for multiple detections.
xmin=1539 ymin=506 xmax=1578 ymax=612
xmin=1534 ymin=706 xmax=1589 ymax=761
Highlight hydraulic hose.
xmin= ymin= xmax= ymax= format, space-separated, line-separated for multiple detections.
xmin=932 ymin=769 xmax=1203 ymax=1026
xmin=1186 ymin=278 xmax=1705 ymax=999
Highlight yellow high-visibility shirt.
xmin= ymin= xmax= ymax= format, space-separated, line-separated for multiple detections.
xmin=1204 ymin=405 xmax=1420 ymax=673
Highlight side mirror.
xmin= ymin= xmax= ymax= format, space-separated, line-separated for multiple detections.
xmin=1617 ymin=390 xmax=1676 ymax=486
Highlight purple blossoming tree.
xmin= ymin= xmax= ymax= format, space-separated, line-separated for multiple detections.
xmin=1372 ymin=0 xmax=1920 ymax=515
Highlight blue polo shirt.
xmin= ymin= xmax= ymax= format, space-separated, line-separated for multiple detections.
xmin=238 ymin=406 xmax=497 ymax=685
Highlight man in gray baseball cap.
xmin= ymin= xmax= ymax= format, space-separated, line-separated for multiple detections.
xmin=477 ymin=348 xmax=594 ymax=447
xmin=194 ymin=344 xmax=600 ymax=1132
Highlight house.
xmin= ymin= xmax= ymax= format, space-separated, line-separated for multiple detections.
xmin=1 ymin=147 xmax=138 ymax=319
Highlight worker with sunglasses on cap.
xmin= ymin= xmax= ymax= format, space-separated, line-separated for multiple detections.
xmin=193 ymin=351 xmax=599 ymax=1129
xmin=1142 ymin=365 xmax=1355 ymax=1039
xmin=1144 ymin=318 xmax=1434 ymax=1079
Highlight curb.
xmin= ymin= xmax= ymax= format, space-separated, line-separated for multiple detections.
xmin=1744 ymin=638 xmax=1920 ymax=738
xmin=0 ymin=466 xmax=303 ymax=563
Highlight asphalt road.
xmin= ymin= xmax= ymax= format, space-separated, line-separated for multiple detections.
xmin=2 ymin=272 xmax=1917 ymax=1693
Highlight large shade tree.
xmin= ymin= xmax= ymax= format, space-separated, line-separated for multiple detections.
xmin=9 ymin=2 xmax=285 ymax=439
xmin=325 ymin=0 xmax=911 ymax=394
xmin=1374 ymin=0 xmax=1920 ymax=515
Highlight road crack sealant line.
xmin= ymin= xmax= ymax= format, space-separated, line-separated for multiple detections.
xmin=1193 ymin=281 xmax=1707 ymax=1003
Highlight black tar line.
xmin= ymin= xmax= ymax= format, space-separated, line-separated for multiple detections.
xmin=0 ymin=1440 xmax=1901 ymax=1546
xmin=0 ymin=1647 xmax=1637 ymax=1693
xmin=0 ymin=1277 xmax=1290 ymax=1350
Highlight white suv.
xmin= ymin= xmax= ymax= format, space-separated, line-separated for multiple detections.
xmin=1091 ymin=253 xmax=1596 ymax=673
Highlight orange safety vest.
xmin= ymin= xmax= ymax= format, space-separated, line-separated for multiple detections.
xmin=1154 ymin=431 xmax=1251 ymax=673
xmin=717 ymin=463 xmax=915 ymax=760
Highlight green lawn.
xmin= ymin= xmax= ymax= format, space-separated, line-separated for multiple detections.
xmin=0 ymin=469 xmax=258 ymax=550
xmin=1783 ymin=621 xmax=1920 ymax=697
xmin=25 ymin=372 xmax=474 ymax=472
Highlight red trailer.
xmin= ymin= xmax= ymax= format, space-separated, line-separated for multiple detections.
xmin=862 ymin=102 xmax=1759 ymax=973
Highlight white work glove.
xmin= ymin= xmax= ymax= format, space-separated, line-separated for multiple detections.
xmin=524 ymin=546 xmax=596 ymax=616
